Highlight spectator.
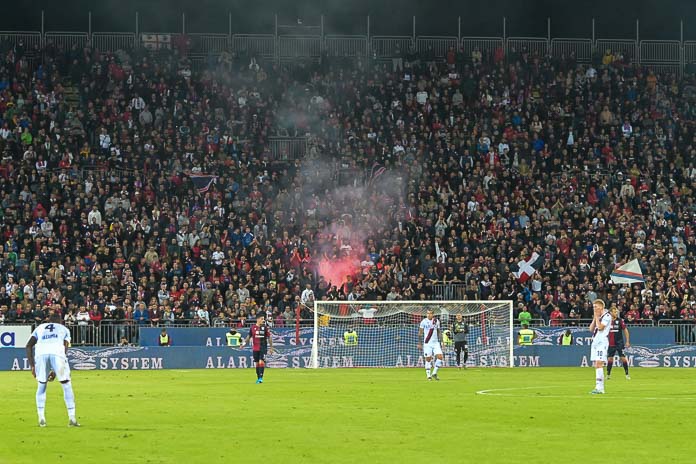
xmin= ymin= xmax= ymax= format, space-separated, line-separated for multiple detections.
xmin=550 ymin=306 xmax=565 ymax=327
xmin=0 ymin=35 xmax=690 ymax=344
xmin=558 ymin=329 xmax=574 ymax=346
xmin=518 ymin=305 xmax=532 ymax=326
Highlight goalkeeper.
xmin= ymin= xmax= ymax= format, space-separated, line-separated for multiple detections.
xmin=451 ymin=313 xmax=469 ymax=369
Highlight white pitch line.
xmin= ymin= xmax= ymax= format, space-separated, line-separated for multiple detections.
xmin=476 ymin=384 xmax=696 ymax=400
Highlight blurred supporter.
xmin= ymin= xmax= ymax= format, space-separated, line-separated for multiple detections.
xmin=0 ymin=37 xmax=692 ymax=344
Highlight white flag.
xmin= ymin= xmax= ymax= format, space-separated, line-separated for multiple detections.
xmin=142 ymin=34 xmax=171 ymax=51
xmin=610 ymin=259 xmax=644 ymax=284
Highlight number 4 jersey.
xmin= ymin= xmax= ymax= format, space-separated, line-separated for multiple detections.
xmin=31 ymin=323 xmax=71 ymax=357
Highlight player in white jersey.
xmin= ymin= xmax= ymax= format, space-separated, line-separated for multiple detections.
xmin=588 ymin=299 xmax=612 ymax=394
xmin=418 ymin=309 xmax=444 ymax=381
xmin=26 ymin=313 xmax=80 ymax=427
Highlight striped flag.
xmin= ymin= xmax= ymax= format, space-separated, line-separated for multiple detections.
xmin=511 ymin=252 xmax=544 ymax=283
xmin=610 ymin=259 xmax=644 ymax=284
xmin=368 ymin=162 xmax=386 ymax=186
xmin=142 ymin=34 xmax=171 ymax=51
xmin=188 ymin=174 xmax=217 ymax=193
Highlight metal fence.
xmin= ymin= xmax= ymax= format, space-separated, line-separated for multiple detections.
xmin=431 ymin=284 xmax=467 ymax=300
xmin=370 ymin=36 xmax=413 ymax=59
xmin=685 ymin=41 xmax=696 ymax=64
xmin=1 ymin=24 xmax=693 ymax=74
xmin=188 ymin=33 xmax=230 ymax=55
xmin=507 ymin=37 xmax=548 ymax=57
xmin=551 ymin=38 xmax=593 ymax=63
xmin=325 ymin=35 xmax=368 ymax=57
xmin=65 ymin=322 xmax=139 ymax=346
xmin=416 ymin=36 xmax=458 ymax=58
xmin=91 ymin=32 xmax=136 ymax=52
xmin=232 ymin=34 xmax=276 ymax=60
xmin=0 ymin=31 xmax=42 ymax=50
xmin=268 ymin=137 xmax=307 ymax=161
xmin=595 ymin=39 xmax=638 ymax=61
xmin=657 ymin=321 xmax=696 ymax=345
xmin=640 ymin=40 xmax=681 ymax=64
xmin=44 ymin=31 xmax=89 ymax=50
xmin=513 ymin=318 xmax=547 ymax=328
xmin=277 ymin=35 xmax=322 ymax=61
xmin=515 ymin=318 xmax=657 ymax=328
xmin=460 ymin=37 xmax=504 ymax=61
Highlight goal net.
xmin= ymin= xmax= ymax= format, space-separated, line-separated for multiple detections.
xmin=311 ymin=301 xmax=513 ymax=368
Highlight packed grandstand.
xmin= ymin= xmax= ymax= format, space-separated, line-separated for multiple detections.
xmin=0 ymin=37 xmax=693 ymax=344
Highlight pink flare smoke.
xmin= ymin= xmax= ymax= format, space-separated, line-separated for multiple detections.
xmin=317 ymin=257 xmax=361 ymax=292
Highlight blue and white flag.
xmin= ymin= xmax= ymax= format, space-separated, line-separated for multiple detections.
xmin=610 ymin=259 xmax=644 ymax=284
xmin=188 ymin=174 xmax=217 ymax=193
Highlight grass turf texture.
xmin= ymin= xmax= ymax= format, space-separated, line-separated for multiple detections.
xmin=0 ymin=368 xmax=694 ymax=463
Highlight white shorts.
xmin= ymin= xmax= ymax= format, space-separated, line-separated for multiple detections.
xmin=35 ymin=354 xmax=71 ymax=383
xmin=423 ymin=343 xmax=443 ymax=358
xmin=590 ymin=342 xmax=608 ymax=363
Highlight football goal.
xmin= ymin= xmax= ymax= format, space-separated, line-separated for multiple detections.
xmin=311 ymin=301 xmax=513 ymax=368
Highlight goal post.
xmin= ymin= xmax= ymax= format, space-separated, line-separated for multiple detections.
xmin=311 ymin=300 xmax=514 ymax=368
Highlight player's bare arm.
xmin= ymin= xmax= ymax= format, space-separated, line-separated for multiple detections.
xmin=624 ymin=327 xmax=631 ymax=347
xmin=417 ymin=327 xmax=423 ymax=349
xmin=25 ymin=336 xmax=37 ymax=378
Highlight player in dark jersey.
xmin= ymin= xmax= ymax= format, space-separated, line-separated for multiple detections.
xmin=241 ymin=314 xmax=274 ymax=384
xmin=451 ymin=314 xmax=469 ymax=369
xmin=607 ymin=307 xmax=631 ymax=380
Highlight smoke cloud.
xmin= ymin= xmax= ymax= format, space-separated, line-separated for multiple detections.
xmin=297 ymin=156 xmax=406 ymax=289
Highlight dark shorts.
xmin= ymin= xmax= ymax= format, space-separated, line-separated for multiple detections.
xmin=253 ymin=349 xmax=267 ymax=363
xmin=608 ymin=345 xmax=626 ymax=358
xmin=454 ymin=341 xmax=468 ymax=351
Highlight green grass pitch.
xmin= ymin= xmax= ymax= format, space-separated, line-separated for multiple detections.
xmin=0 ymin=368 xmax=694 ymax=463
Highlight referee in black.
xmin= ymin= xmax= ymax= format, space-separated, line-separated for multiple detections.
xmin=452 ymin=313 xmax=469 ymax=369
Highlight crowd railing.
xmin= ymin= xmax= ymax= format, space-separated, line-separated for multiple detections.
xmin=0 ymin=27 xmax=690 ymax=78
xmin=657 ymin=320 xmax=696 ymax=345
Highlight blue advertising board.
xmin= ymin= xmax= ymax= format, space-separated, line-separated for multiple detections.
xmin=0 ymin=325 xmax=685 ymax=370
xmin=2 ymin=344 xmax=696 ymax=370
xmin=139 ymin=326 xmax=675 ymax=347
xmin=0 ymin=326 xmax=696 ymax=370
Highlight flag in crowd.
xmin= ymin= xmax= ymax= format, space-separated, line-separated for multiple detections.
xmin=188 ymin=174 xmax=217 ymax=193
xmin=610 ymin=259 xmax=645 ymax=284
xmin=511 ymin=252 xmax=544 ymax=283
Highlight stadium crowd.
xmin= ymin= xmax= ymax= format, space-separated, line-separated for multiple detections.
xmin=0 ymin=37 xmax=694 ymax=342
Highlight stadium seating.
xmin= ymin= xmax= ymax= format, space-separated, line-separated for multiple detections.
xmin=0 ymin=39 xmax=693 ymax=344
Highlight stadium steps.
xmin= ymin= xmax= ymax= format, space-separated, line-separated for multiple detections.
xmin=62 ymin=80 xmax=81 ymax=108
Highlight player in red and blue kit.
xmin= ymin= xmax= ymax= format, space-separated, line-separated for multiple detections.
xmin=607 ymin=307 xmax=631 ymax=380
xmin=241 ymin=314 xmax=274 ymax=384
